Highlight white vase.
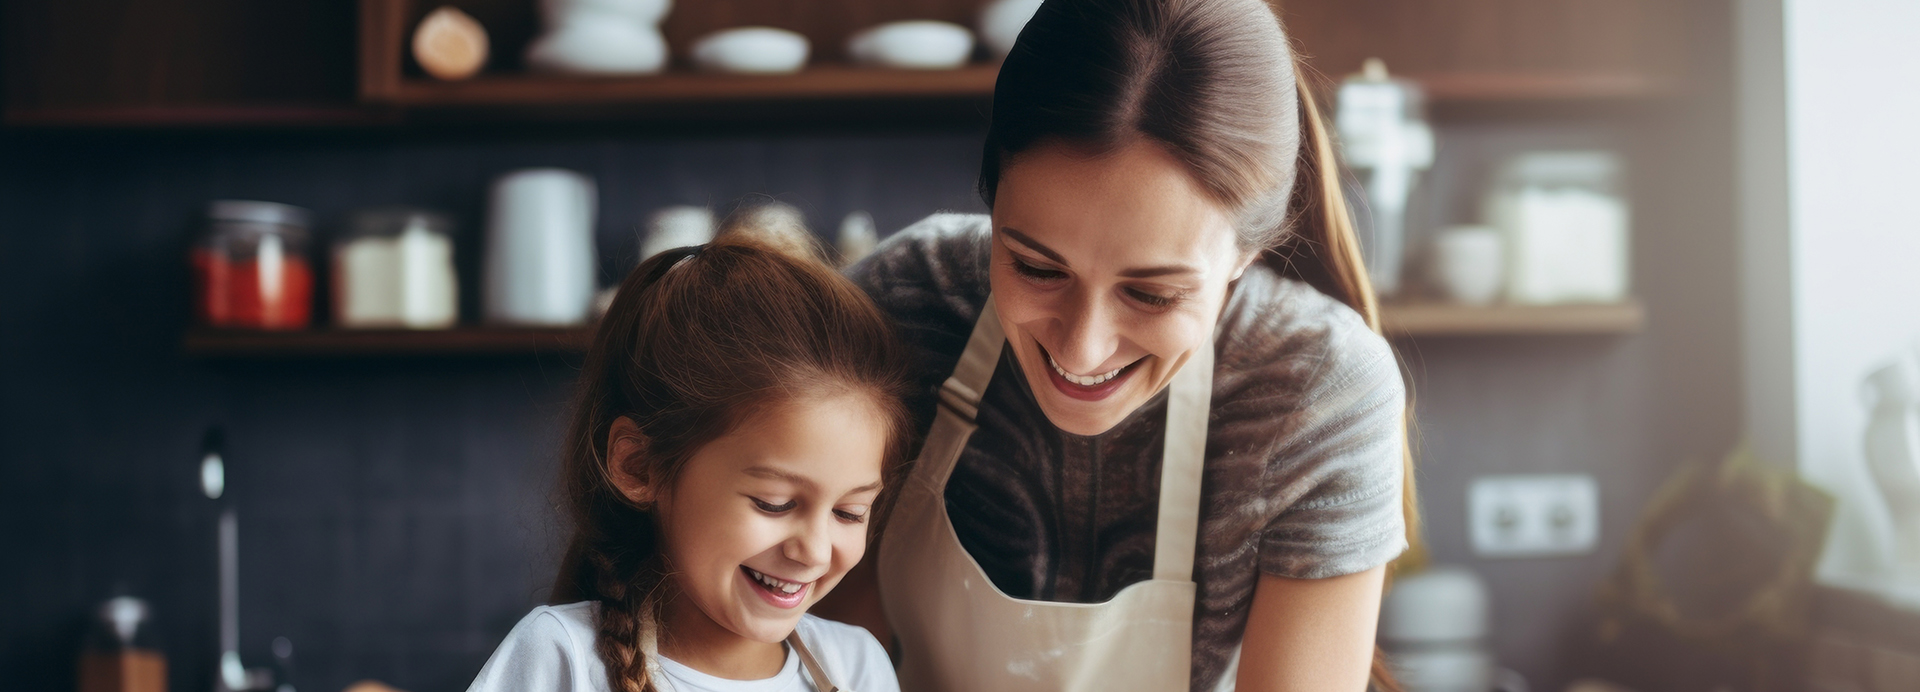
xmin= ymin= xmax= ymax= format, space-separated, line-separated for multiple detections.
xmin=1863 ymin=360 xmax=1920 ymax=578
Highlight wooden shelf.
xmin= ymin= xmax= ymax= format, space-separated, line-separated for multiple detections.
xmin=1380 ymin=301 xmax=1645 ymax=337
xmin=379 ymin=64 xmax=1001 ymax=107
xmin=183 ymin=327 xmax=591 ymax=358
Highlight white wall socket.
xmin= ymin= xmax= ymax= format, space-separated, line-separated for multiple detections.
xmin=1469 ymin=474 xmax=1600 ymax=557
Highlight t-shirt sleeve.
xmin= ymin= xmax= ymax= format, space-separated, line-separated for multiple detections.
xmin=467 ymin=608 xmax=590 ymax=692
xmin=1256 ymin=314 xmax=1409 ymax=580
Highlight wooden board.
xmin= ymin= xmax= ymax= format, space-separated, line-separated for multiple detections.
xmin=182 ymin=327 xmax=592 ymax=358
xmin=1380 ymin=301 xmax=1646 ymax=337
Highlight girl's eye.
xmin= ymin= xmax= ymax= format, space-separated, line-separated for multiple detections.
xmin=1010 ymin=258 xmax=1067 ymax=282
xmin=834 ymin=509 xmax=868 ymax=524
xmin=751 ymin=498 xmax=796 ymax=514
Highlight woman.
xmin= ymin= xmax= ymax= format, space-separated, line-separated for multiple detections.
xmin=828 ymin=0 xmax=1418 ymax=689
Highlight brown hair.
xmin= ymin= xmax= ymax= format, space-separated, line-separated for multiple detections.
xmin=549 ymin=235 xmax=916 ymax=692
xmin=980 ymin=0 xmax=1415 ymax=687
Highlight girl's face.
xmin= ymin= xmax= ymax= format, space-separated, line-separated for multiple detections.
xmin=990 ymin=140 xmax=1252 ymax=436
xmin=653 ymin=393 xmax=888 ymax=647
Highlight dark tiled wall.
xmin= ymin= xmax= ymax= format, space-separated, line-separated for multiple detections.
xmin=0 ymin=126 xmax=985 ymax=692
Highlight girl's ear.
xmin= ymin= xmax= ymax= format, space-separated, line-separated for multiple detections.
xmin=607 ymin=417 xmax=657 ymax=506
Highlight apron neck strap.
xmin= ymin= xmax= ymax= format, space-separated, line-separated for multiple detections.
xmin=940 ymin=295 xmax=1213 ymax=584
xmin=1153 ymin=331 xmax=1213 ymax=582
xmin=786 ymin=630 xmax=843 ymax=692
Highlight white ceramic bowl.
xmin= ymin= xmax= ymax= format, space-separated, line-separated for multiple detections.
xmin=848 ymin=21 xmax=974 ymax=70
xmin=691 ymin=27 xmax=811 ymax=74
xmin=978 ymin=0 xmax=1043 ymax=58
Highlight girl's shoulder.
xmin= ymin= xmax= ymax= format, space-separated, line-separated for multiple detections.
xmin=468 ymin=602 xmax=607 ymax=692
xmin=795 ymin=615 xmax=901 ymax=692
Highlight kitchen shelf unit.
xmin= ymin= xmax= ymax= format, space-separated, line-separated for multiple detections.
xmin=182 ymin=327 xmax=591 ymax=358
xmin=181 ymin=302 xmax=1644 ymax=358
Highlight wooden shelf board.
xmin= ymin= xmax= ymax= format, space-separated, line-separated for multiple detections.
xmin=4 ymin=104 xmax=400 ymax=128
xmin=1380 ymin=301 xmax=1645 ymax=337
xmin=1412 ymin=72 xmax=1678 ymax=102
xmin=381 ymin=64 xmax=1003 ymax=107
xmin=183 ymin=327 xmax=592 ymax=358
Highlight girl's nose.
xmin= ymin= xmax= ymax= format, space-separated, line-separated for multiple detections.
xmin=782 ymin=512 xmax=833 ymax=569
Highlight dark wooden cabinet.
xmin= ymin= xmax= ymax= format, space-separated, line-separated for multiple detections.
xmin=4 ymin=0 xmax=1703 ymax=127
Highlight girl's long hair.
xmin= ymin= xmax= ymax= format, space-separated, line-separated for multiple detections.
xmin=979 ymin=0 xmax=1417 ymax=687
xmin=550 ymin=235 xmax=916 ymax=692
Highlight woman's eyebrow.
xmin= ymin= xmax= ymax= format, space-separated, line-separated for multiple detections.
xmin=999 ymin=227 xmax=1068 ymax=265
xmin=1002 ymin=226 xmax=1200 ymax=279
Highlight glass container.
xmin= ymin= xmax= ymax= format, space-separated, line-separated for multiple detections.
xmin=192 ymin=200 xmax=315 ymax=330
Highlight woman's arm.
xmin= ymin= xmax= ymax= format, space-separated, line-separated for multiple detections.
xmin=1234 ymin=566 xmax=1386 ymax=692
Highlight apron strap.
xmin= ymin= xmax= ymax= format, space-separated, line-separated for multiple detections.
xmin=1153 ymin=332 xmax=1214 ymax=583
xmin=938 ymin=297 xmax=1006 ymax=422
xmin=786 ymin=630 xmax=844 ymax=692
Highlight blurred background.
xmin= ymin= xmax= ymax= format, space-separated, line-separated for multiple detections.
xmin=1 ymin=1 xmax=1915 ymax=691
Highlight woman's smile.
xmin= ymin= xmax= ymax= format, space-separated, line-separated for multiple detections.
xmin=1038 ymin=340 xmax=1144 ymax=401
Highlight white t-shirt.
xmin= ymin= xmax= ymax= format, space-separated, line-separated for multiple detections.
xmin=467 ymin=602 xmax=899 ymax=692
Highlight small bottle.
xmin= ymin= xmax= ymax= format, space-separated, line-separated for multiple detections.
xmin=78 ymin=596 xmax=167 ymax=692
xmin=192 ymin=201 xmax=315 ymax=330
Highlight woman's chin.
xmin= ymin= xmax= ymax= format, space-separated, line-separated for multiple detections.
xmin=1025 ymin=372 xmax=1141 ymax=436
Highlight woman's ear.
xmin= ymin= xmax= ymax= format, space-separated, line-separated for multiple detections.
xmin=607 ymin=416 xmax=657 ymax=506
xmin=1231 ymin=248 xmax=1260 ymax=282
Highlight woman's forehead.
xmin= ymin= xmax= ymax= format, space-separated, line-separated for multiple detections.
xmin=994 ymin=142 xmax=1240 ymax=269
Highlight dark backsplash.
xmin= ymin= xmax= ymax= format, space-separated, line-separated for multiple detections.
xmin=0 ymin=126 xmax=985 ymax=692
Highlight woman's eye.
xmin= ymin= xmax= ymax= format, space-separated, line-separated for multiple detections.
xmin=1011 ymin=258 xmax=1067 ymax=282
xmin=1126 ymin=287 xmax=1176 ymax=308
xmin=834 ymin=509 xmax=869 ymax=524
xmin=751 ymin=498 xmax=797 ymax=514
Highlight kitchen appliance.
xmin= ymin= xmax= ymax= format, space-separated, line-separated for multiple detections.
xmin=525 ymin=0 xmax=669 ymax=75
xmin=1378 ymin=566 xmax=1528 ymax=692
xmin=483 ymin=168 xmax=598 ymax=326
xmin=1483 ymin=151 xmax=1630 ymax=305
xmin=333 ymin=208 xmax=458 ymax=330
xmin=79 ymin=596 xmax=166 ymax=692
xmin=193 ymin=201 xmax=315 ymax=331
xmin=641 ymin=206 xmax=715 ymax=261
xmin=1336 ymin=59 xmax=1434 ymax=297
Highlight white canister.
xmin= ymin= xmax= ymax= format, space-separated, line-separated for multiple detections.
xmin=1427 ymin=225 xmax=1505 ymax=306
xmin=334 ymin=208 xmax=459 ymax=329
xmin=1484 ymin=151 xmax=1630 ymax=305
xmin=484 ymin=168 xmax=599 ymax=326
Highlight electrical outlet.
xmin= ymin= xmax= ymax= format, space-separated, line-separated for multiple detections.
xmin=1469 ymin=474 xmax=1599 ymax=557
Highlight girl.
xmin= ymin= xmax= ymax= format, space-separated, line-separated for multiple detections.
xmin=470 ymin=236 xmax=913 ymax=692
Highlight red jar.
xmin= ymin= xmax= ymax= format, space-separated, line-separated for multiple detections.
xmin=192 ymin=200 xmax=315 ymax=330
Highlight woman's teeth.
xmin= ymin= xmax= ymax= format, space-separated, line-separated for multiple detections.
xmin=745 ymin=567 xmax=804 ymax=595
xmin=1048 ymin=354 xmax=1123 ymax=386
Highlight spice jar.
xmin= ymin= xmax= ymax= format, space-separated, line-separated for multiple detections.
xmin=192 ymin=200 xmax=315 ymax=330
xmin=333 ymin=208 xmax=459 ymax=329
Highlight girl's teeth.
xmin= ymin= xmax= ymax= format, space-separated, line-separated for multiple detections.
xmin=1048 ymin=354 xmax=1122 ymax=386
xmin=746 ymin=567 xmax=804 ymax=595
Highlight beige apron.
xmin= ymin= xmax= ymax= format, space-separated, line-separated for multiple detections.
xmin=878 ymin=298 xmax=1215 ymax=692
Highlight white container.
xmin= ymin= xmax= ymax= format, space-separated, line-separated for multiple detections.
xmin=1484 ymin=151 xmax=1630 ymax=305
xmin=1428 ymin=225 xmax=1504 ymax=305
xmin=524 ymin=0 xmax=670 ymax=75
xmin=837 ymin=211 xmax=878 ymax=266
xmin=978 ymin=0 xmax=1044 ymax=58
xmin=484 ymin=169 xmax=598 ymax=326
xmin=1863 ymin=358 xmax=1920 ymax=578
xmin=1379 ymin=566 xmax=1501 ymax=692
xmin=641 ymin=206 xmax=715 ymax=260
xmin=691 ymin=27 xmax=810 ymax=74
xmin=334 ymin=209 xmax=459 ymax=329
xmin=848 ymin=21 xmax=974 ymax=70
xmin=1336 ymin=59 xmax=1434 ymax=297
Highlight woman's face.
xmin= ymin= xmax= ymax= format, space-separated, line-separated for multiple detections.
xmin=991 ymin=141 xmax=1253 ymax=436
xmin=650 ymin=393 xmax=888 ymax=648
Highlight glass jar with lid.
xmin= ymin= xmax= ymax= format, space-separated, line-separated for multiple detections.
xmin=191 ymin=200 xmax=315 ymax=330
xmin=332 ymin=208 xmax=458 ymax=330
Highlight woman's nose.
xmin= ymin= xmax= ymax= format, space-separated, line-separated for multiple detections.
xmin=1052 ymin=290 xmax=1118 ymax=373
